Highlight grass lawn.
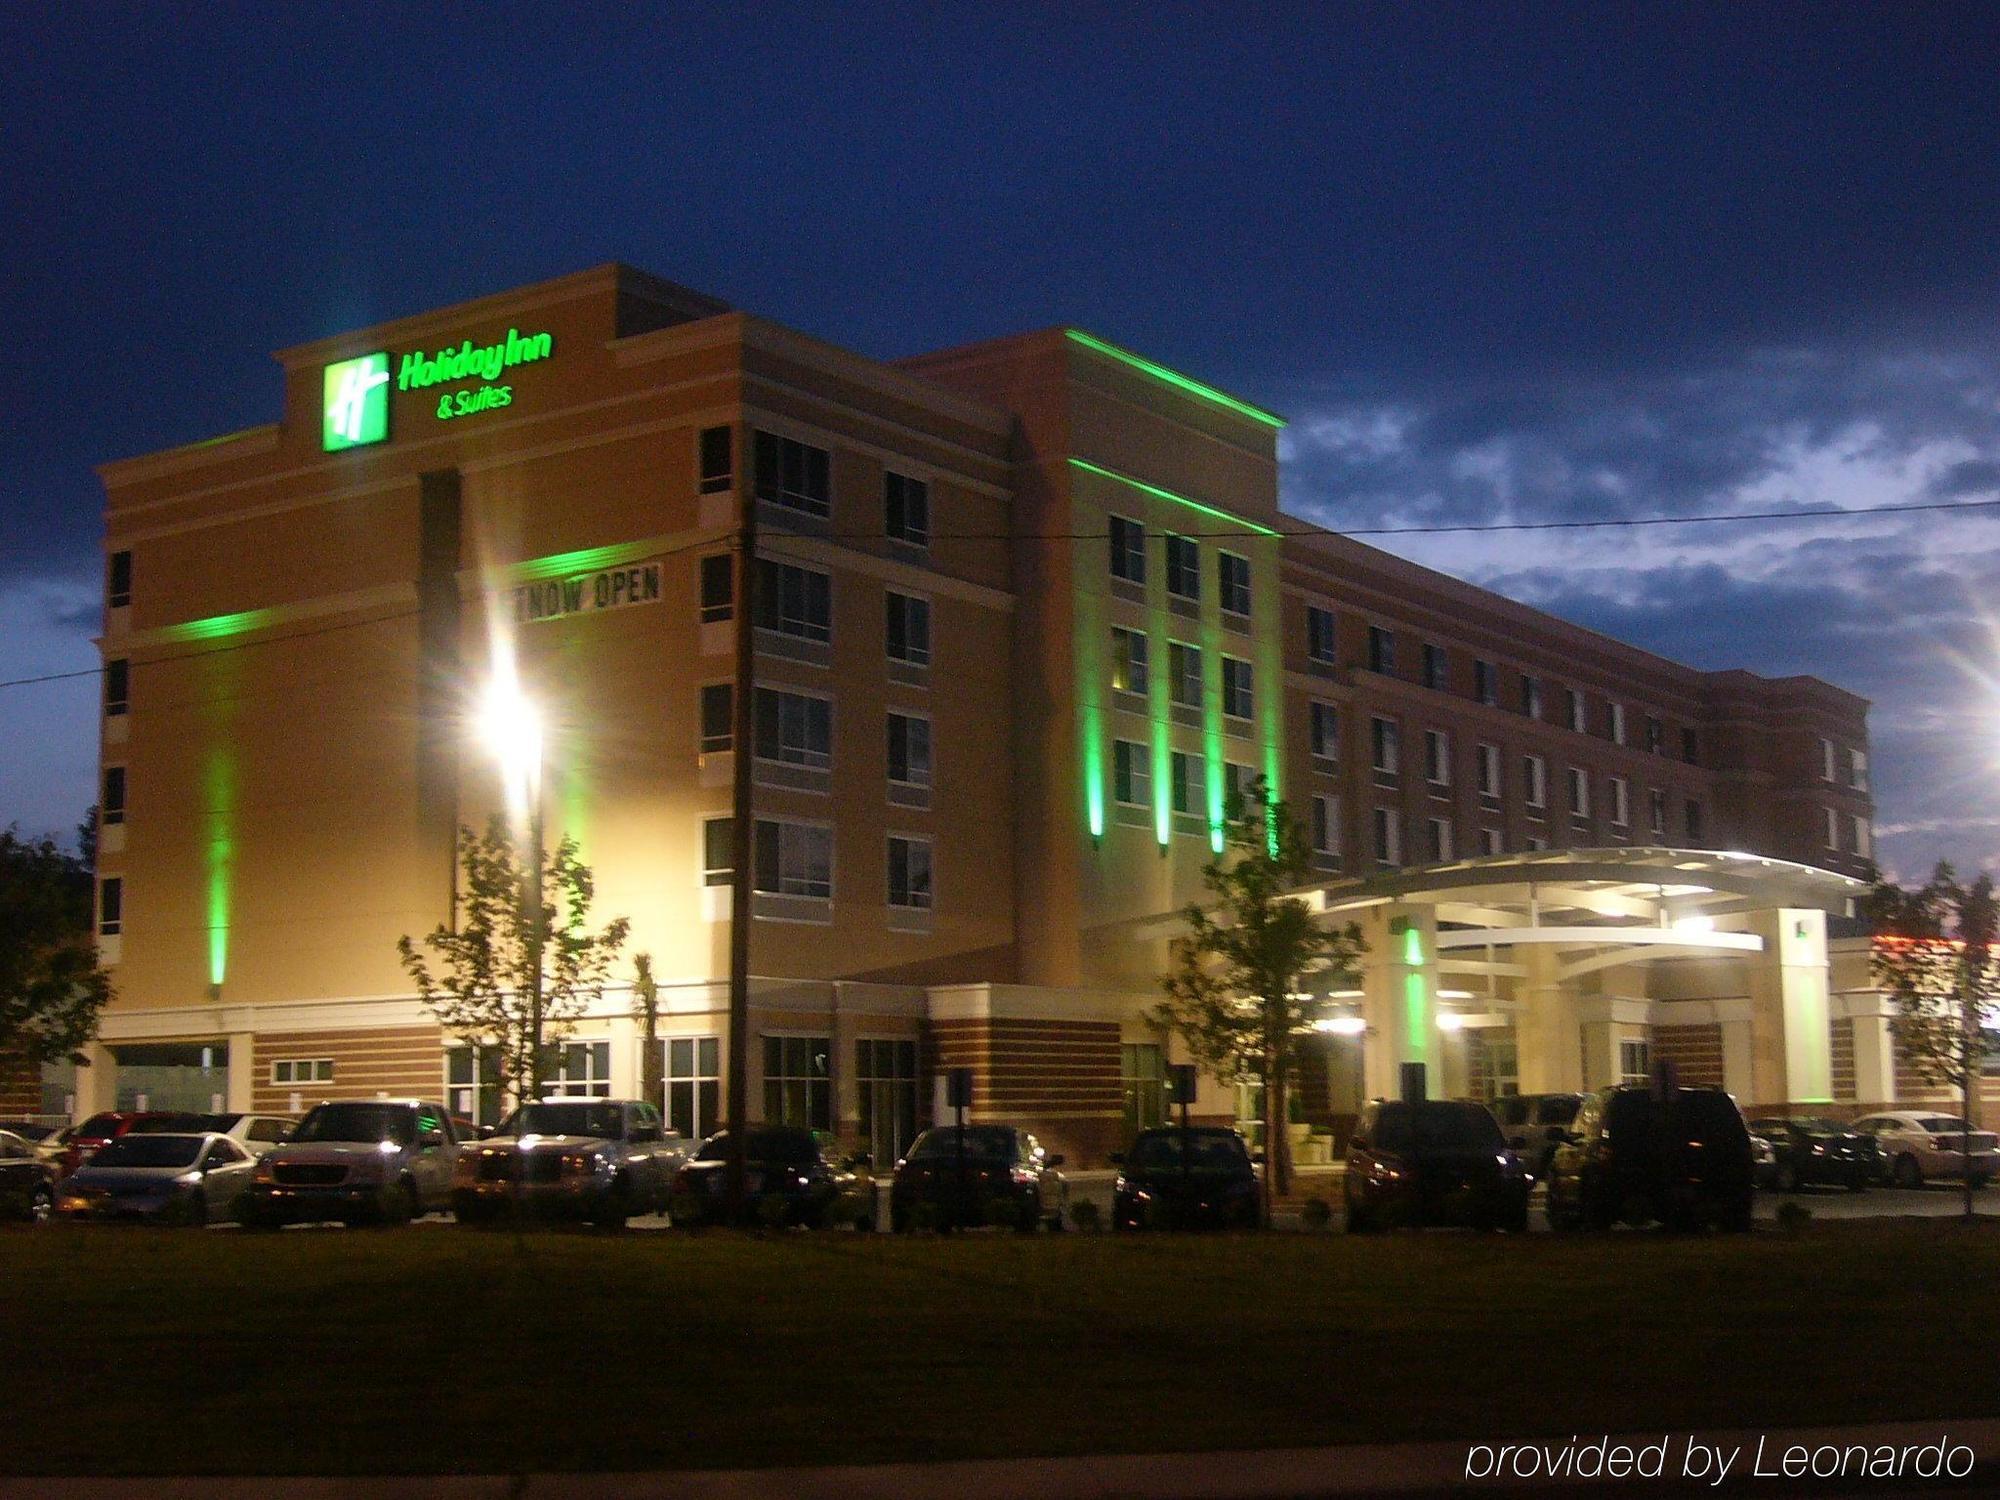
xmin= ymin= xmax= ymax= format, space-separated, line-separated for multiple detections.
xmin=7 ymin=1218 xmax=1999 ymax=1475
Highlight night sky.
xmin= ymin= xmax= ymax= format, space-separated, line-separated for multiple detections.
xmin=6 ymin=4 xmax=2000 ymax=878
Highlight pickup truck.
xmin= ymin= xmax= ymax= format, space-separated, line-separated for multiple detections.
xmin=452 ymin=1098 xmax=687 ymax=1228
xmin=238 ymin=1099 xmax=460 ymax=1227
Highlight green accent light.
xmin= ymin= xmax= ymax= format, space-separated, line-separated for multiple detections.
xmin=1065 ymin=330 xmax=1286 ymax=429
xmin=512 ymin=539 xmax=660 ymax=585
xmin=1402 ymin=925 xmax=1424 ymax=966
xmin=1079 ymin=560 xmax=1106 ymax=840
xmin=322 ymin=352 xmax=391 ymax=452
xmin=1405 ymin=973 xmax=1427 ymax=1064
xmin=202 ymin=695 xmax=239 ymax=989
xmin=1068 ymin=459 xmax=1281 ymax=537
xmin=155 ymin=606 xmax=281 ymax=645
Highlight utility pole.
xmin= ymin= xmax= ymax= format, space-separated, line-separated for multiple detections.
xmin=725 ymin=449 xmax=757 ymax=1221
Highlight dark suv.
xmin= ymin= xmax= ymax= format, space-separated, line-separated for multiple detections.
xmin=1344 ymin=1099 xmax=1529 ymax=1232
xmin=1111 ymin=1126 xmax=1259 ymax=1230
xmin=1545 ymin=1085 xmax=1754 ymax=1232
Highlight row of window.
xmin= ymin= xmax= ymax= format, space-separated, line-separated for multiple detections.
xmin=1819 ymin=737 xmax=1870 ymax=792
xmin=706 ymin=555 xmax=933 ymax=666
xmin=1107 ymin=628 xmax=1256 ymax=719
xmin=700 ymin=818 xmax=933 ymax=909
xmin=1302 ymin=796 xmax=1694 ymax=871
xmin=1311 ymin=610 xmax=1701 ymax=763
xmin=1824 ymin=807 xmax=1874 ymax=858
xmin=697 ymin=687 xmax=933 ymax=787
xmin=1107 ymin=515 xmax=1254 ymax=615
xmin=747 ymin=429 xmax=932 ymax=546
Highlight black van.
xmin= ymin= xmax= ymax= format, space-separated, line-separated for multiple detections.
xmin=1344 ymin=1099 xmax=1531 ymax=1232
xmin=1544 ymin=1085 xmax=1755 ymax=1233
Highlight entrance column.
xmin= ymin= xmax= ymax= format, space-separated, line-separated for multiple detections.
xmin=1741 ymin=908 xmax=1832 ymax=1110
xmin=76 ymin=1040 xmax=115 ymax=1115
xmin=1847 ymin=1000 xmax=1896 ymax=1110
xmin=1514 ymin=945 xmax=1583 ymax=1094
xmin=1358 ymin=905 xmax=1438 ymax=1100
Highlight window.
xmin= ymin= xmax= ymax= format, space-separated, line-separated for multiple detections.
xmin=1113 ymin=740 xmax=1151 ymax=807
xmin=98 ymin=877 xmax=121 ymax=936
xmin=887 ymin=836 xmax=933 ymax=910
xmin=1424 ymin=729 xmax=1451 ymax=787
xmin=1305 ymin=606 xmax=1336 ymax=664
xmin=700 ymin=684 xmax=733 ymax=753
xmin=1312 ymin=794 xmax=1340 ymax=864
xmin=1169 ymin=751 xmax=1198 ymax=815
xmin=664 ymin=1036 xmax=720 ymax=1142
xmin=1485 ymin=1036 xmax=1520 ymax=1100
xmin=885 ymin=471 xmax=929 ymax=546
xmin=1122 ymin=1043 xmax=1166 ymax=1134
xmin=857 ymin=1038 xmax=918 ymax=1165
xmin=1218 ymin=552 xmax=1251 ymax=616
xmin=544 ymin=1040 xmax=611 ymax=1098
xmin=699 ymin=554 xmax=734 ymax=623
xmin=1221 ymin=657 xmax=1254 ymax=719
xmin=1111 ymin=628 xmax=1149 ymax=695
xmin=1426 ymin=817 xmax=1453 ymax=863
xmin=1108 ymin=515 xmax=1146 ymax=584
xmin=1685 ymin=799 xmax=1704 ymax=843
xmin=753 ymin=430 xmax=831 ymax=517
xmin=1479 ymin=827 xmax=1503 ymax=856
xmin=1476 ymin=742 xmax=1500 ymax=798
xmin=1373 ymin=808 xmax=1402 ymax=868
xmin=446 ymin=1045 xmax=502 ymax=1127
xmin=763 ymin=1035 xmax=831 ymax=1130
xmin=887 ymin=713 xmax=931 ymax=788
xmin=754 ymin=559 xmax=831 ymax=642
xmin=101 ymin=766 xmax=126 ymax=826
xmin=271 ymin=1058 xmax=333 ymax=1086
xmin=1609 ymin=703 xmax=1627 ymax=746
xmin=1618 ymin=1039 xmax=1651 ymax=1086
xmin=1824 ymin=806 xmax=1840 ymax=850
xmin=1567 ymin=766 xmax=1591 ymax=818
xmin=699 ymin=425 xmax=733 ymax=495
xmin=1309 ymin=701 xmax=1339 ymax=761
xmin=1422 ymin=643 xmax=1448 ymax=691
xmin=104 ymin=658 xmax=129 ymax=716
xmin=1524 ymin=754 xmax=1547 ymax=808
xmin=885 ymin=592 xmax=931 ymax=666
xmin=1223 ymin=761 xmax=1258 ymax=812
xmin=107 ymin=550 xmax=132 ymax=608
xmin=1566 ymin=689 xmax=1586 ymax=733
xmin=1852 ymin=815 xmax=1872 ymax=858
xmin=1371 ymin=716 xmax=1399 ymax=776
xmin=1645 ymin=716 xmax=1664 ymax=754
xmin=702 ymin=817 xmax=734 ymax=886
xmin=1169 ymin=642 xmax=1202 ymax=707
xmin=1164 ymin=533 xmax=1200 ymax=600
xmin=1473 ymin=659 xmax=1497 ymax=705
xmin=754 ymin=819 xmax=833 ymax=898
xmin=1820 ymin=737 xmax=1837 ymax=782
xmin=1849 ymin=747 xmax=1870 ymax=791
xmin=1682 ymin=727 xmax=1699 ymax=764
xmin=1521 ymin=675 xmax=1542 ymax=719
xmin=1526 ymin=834 xmax=1549 ymax=852
xmin=1608 ymin=776 xmax=1629 ymax=827
xmin=1649 ymin=788 xmax=1668 ymax=837
xmin=754 ymin=688 xmax=831 ymax=769
xmin=1368 ymin=626 xmax=1395 ymax=675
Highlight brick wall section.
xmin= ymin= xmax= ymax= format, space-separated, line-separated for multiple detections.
xmin=251 ymin=1025 xmax=445 ymax=1114
xmin=0 ymin=1052 xmax=40 ymax=1116
xmin=1829 ymin=1018 xmax=1856 ymax=1101
xmin=1652 ymin=1023 xmax=1725 ymax=1088
xmin=929 ymin=1017 xmax=1121 ymax=1163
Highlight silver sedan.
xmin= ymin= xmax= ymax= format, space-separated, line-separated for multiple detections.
xmin=58 ymin=1132 xmax=259 ymax=1225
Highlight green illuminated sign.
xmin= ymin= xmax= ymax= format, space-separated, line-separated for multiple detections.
xmin=322 ymin=352 xmax=390 ymax=451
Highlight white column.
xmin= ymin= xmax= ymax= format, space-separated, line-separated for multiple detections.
xmin=1515 ymin=946 xmax=1583 ymax=1094
xmin=227 ymin=1031 xmax=256 ymax=1112
xmin=1741 ymin=908 xmax=1833 ymax=1108
xmin=1358 ymin=905 xmax=1438 ymax=1100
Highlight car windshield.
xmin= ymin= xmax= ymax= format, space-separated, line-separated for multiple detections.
xmin=1374 ymin=1103 xmax=1504 ymax=1152
xmin=125 ymin=1114 xmax=207 ymax=1134
xmin=1921 ymin=1118 xmax=1975 ymax=1134
xmin=906 ymin=1126 xmax=1017 ymax=1163
xmin=196 ymin=1114 xmax=244 ymax=1131
xmin=89 ymin=1136 xmax=204 ymax=1169
xmin=75 ymin=1113 xmax=123 ymax=1139
xmin=1795 ymin=1117 xmax=1847 ymax=1134
xmin=0 ymin=1123 xmax=53 ymax=1142
xmin=507 ymin=1103 xmax=625 ymax=1139
xmin=1127 ymin=1132 xmax=1250 ymax=1171
xmin=695 ymin=1130 xmax=817 ymax=1165
xmin=290 ymin=1103 xmax=416 ymax=1146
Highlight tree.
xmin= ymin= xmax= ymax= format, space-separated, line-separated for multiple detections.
xmin=633 ymin=952 xmax=662 ymax=1110
xmin=1867 ymin=863 xmax=1998 ymax=1222
xmin=399 ymin=818 xmax=630 ymax=1108
xmin=1152 ymin=780 xmax=1364 ymax=1222
xmin=0 ymin=827 xmax=113 ymax=1076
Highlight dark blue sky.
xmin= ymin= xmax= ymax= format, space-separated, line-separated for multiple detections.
xmin=6 ymin=4 xmax=2000 ymax=875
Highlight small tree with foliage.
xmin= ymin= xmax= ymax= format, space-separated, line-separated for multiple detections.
xmin=0 ymin=827 xmax=113 ymax=1081
xmin=399 ymin=818 xmax=630 ymax=1107
xmin=633 ymin=952 xmax=662 ymax=1109
xmin=1867 ymin=863 xmax=1998 ymax=1221
xmin=1153 ymin=780 xmax=1364 ymax=1222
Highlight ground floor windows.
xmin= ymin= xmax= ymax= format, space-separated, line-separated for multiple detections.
xmin=663 ymin=1035 xmax=721 ymax=1143
xmin=857 ymin=1038 xmax=918 ymax=1165
xmin=1619 ymin=1038 xmax=1652 ymax=1084
xmin=764 ymin=1034 xmax=831 ymax=1130
xmin=271 ymin=1058 xmax=333 ymax=1087
xmin=542 ymin=1040 xmax=612 ymax=1098
xmin=446 ymin=1044 xmax=504 ymax=1126
xmin=1122 ymin=1042 xmax=1166 ymax=1135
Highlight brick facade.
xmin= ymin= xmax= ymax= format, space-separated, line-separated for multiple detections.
xmin=250 ymin=1025 xmax=445 ymax=1115
xmin=1652 ymin=1023 xmax=1726 ymax=1088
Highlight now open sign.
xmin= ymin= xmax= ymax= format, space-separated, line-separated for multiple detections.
xmin=514 ymin=560 xmax=663 ymax=624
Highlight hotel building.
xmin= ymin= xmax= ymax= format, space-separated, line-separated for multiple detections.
xmin=28 ymin=264 xmax=1899 ymax=1161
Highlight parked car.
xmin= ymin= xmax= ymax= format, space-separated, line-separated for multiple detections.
xmin=58 ymin=1132 xmax=258 ymax=1225
xmin=1486 ymin=1092 xmax=1584 ymax=1182
xmin=890 ymin=1124 xmax=1068 ymax=1232
xmin=1546 ymin=1085 xmax=1755 ymax=1231
xmin=1849 ymin=1111 xmax=1998 ymax=1189
xmin=1751 ymin=1131 xmax=1782 ymax=1191
xmin=454 ymin=1098 xmax=686 ymax=1226
xmin=60 ymin=1111 xmax=207 ymax=1176
xmin=193 ymin=1113 xmax=296 ymax=1156
xmin=0 ymin=1129 xmax=59 ymax=1224
xmin=1111 ymin=1126 xmax=1258 ymax=1230
xmin=1344 ymin=1099 xmax=1529 ymax=1232
xmin=1747 ymin=1116 xmax=1876 ymax=1193
xmin=672 ymin=1126 xmax=871 ymax=1228
xmin=237 ymin=1100 xmax=460 ymax=1227
xmin=0 ymin=1122 xmax=69 ymax=1178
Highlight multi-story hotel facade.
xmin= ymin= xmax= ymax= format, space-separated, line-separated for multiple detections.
xmin=32 ymin=264 xmax=1904 ymax=1162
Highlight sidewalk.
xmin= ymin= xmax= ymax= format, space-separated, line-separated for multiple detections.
xmin=7 ymin=1419 xmax=1996 ymax=1499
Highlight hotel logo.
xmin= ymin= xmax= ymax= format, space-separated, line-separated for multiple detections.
xmin=322 ymin=351 xmax=391 ymax=452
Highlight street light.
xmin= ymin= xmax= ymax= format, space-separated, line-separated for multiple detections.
xmin=480 ymin=668 xmax=546 ymax=1103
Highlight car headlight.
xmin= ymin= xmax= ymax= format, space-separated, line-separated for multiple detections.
xmin=1113 ymin=1176 xmax=1129 ymax=1194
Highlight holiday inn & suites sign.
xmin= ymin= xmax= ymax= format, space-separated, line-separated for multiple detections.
xmin=321 ymin=326 xmax=556 ymax=451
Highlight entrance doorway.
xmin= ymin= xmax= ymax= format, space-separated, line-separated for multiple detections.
xmin=111 ymin=1042 xmax=229 ymax=1113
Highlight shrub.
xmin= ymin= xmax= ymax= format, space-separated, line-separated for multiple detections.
xmin=757 ymin=1194 xmax=794 ymax=1231
xmin=1776 ymin=1200 xmax=1811 ymax=1236
xmin=1298 ymin=1197 xmax=1333 ymax=1232
xmin=983 ymin=1195 xmax=1022 ymax=1230
xmin=1068 ymin=1200 xmax=1101 ymax=1233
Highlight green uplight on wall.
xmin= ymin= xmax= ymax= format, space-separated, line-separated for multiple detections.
xmin=203 ymin=733 xmax=238 ymax=989
xmin=156 ymin=606 xmax=281 ymax=645
xmin=1065 ymin=331 xmax=1287 ymax=430
xmin=1067 ymin=459 xmax=1281 ymax=537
